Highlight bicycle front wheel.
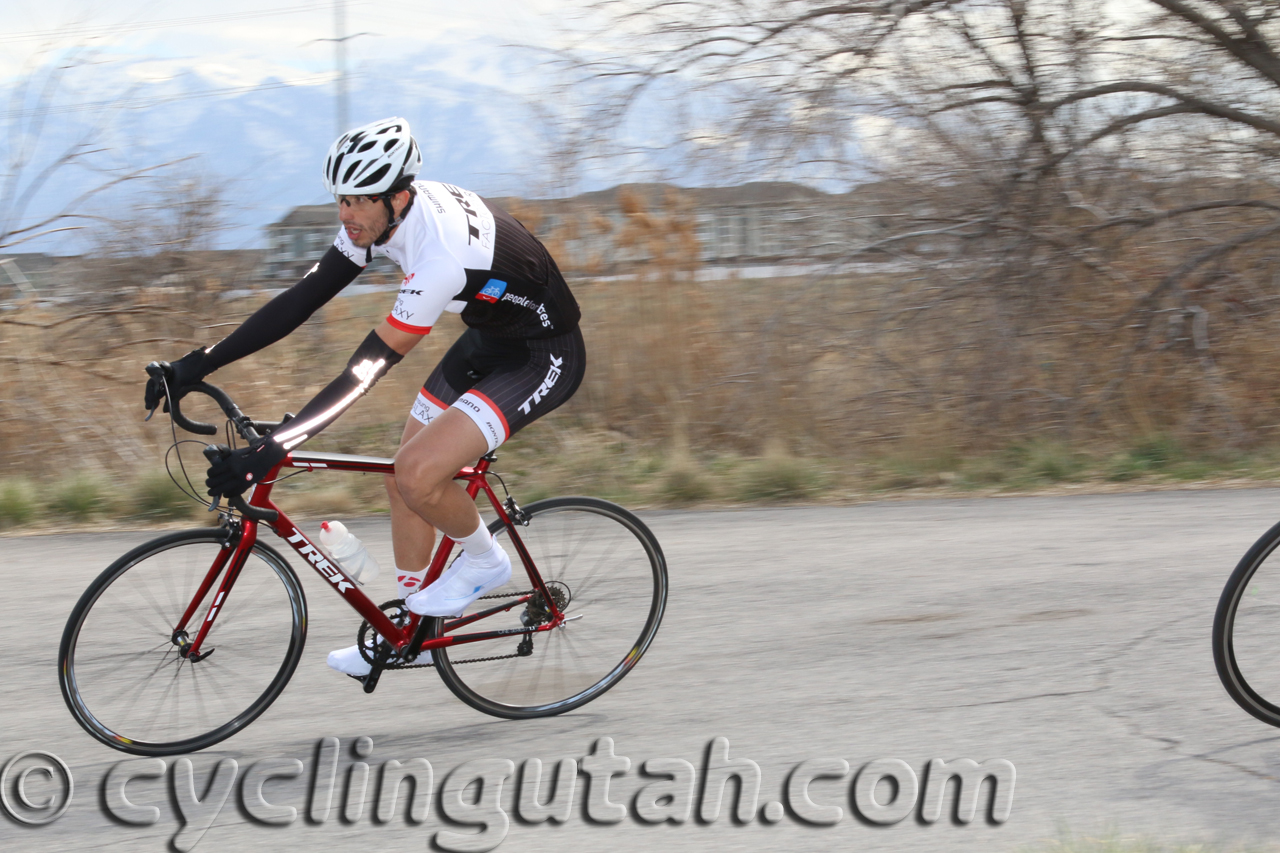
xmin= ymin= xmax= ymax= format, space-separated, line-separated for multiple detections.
xmin=59 ymin=528 xmax=307 ymax=755
xmin=430 ymin=496 xmax=667 ymax=718
xmin=1214 ymin=519 xmax=1280 ymax=727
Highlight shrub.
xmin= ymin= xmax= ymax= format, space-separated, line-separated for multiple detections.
xmin=1108 ymin=435 xmax=1182 ymax=481
xmin=1026 ymin=443 xmax=1084 ymax=483
xmin=129 ymin=471 xmax=198 ymax=520
xmin=661 ymin=463 xmax=712 ymax=504
xmin=0 ymin=479 xmax=37 ymax=528
xmin=739 ymin=454 xmax=825 ymax=501
xmin=46 ymin=474 xmax=108 ymax=522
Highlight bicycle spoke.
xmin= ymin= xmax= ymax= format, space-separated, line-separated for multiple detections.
xmin=432 ymin=498 xmax=665 ymax=718
xmin=61 ymin=532 xmax=306 ymax=755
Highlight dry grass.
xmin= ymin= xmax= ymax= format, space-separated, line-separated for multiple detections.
xmin=8 ymin=192 xmax=1280 ymax=527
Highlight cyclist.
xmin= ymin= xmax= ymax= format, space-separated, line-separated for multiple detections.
xmin=144 ymin=117 xmax=584 ymax=677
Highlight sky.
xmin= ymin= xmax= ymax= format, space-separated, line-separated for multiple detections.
xmin=0 ymin=0 xmax=602 ymax=252
xmin=1 ymin=0 xmax=582 ymax=91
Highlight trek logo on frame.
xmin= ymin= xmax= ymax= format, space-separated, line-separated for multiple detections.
xmin=284 ymin=530 xmax=355 ymax=593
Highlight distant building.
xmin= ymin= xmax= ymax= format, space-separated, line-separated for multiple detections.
xmin=263 ymin=205 xmax=399 ymax=281
xmin=0 ymin=253 xmax=62 ymax=296
xmin=262 ymin=182 xmax=892 ymax=281
xmin=521 ymin=182 xmax=885 ymax=269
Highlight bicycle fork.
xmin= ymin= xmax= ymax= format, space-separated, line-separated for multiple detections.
xmin=172 ymin=521 xmax=255 ymax=662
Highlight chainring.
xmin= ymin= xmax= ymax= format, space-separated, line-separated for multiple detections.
xmin=357 ymin=599 xmax=411 ymax=667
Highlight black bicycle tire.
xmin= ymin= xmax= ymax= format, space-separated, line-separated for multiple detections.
xmin=1213 ymin=518 xmax=1280 ymax=727
xmin=428 ymin=496 xmax=667 ymax=719
xmin=58 ymin=528 xmax=308 ymax=756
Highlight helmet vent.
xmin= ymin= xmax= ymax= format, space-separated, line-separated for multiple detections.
xmin=354 ymin=163 xmax=391 ymax=189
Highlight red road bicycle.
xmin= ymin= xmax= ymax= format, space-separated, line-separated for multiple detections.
xmin=58 ymin=376 xmax=667 ymax=756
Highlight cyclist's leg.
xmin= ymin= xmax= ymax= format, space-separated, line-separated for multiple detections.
xmin=393 ymin=408 xmax=490 ymax=540
xmin=388 ymin=327 xmax=585 ymax=560
xmin=389 ymin=334 xmax=492 ymax=546
xmin=331 ymin=396 xmax=481 ymax=676
xmin=385 ymin=415 xmax=436 ymax=577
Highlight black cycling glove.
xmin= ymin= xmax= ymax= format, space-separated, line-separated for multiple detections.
xmin=144 ymin=347 xmax=208 ymax=413
xmin=204 ymin=440 xmax=287 ymax=498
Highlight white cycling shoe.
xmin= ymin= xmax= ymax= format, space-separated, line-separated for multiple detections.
xmin=327 ymin=643 xmax=373 ymax=677
xmin=405 ymin=545 xmax=512 ymax=617
xmin=327 ymin=607 xmax=409 ymax=677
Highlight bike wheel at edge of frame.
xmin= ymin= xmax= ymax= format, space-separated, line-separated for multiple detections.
xmin=1213 ymin=517 xmax=1280 ymax=728
xmin=58 ymin=528 xmax=308 ymax=756
xmin=427 ymin=496 xmax=668 ymax=719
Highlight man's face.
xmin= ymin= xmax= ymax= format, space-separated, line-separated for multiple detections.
xmin=337 ymin=195 xmax=391 ymax=248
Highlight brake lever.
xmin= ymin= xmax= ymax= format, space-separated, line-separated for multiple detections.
xmin=203 ymin=444 xmax=228 ymax=513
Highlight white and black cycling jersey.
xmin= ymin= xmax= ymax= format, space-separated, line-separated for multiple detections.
xmin=334 ymin=180 xmax=579 ymax=340
xmin=194 ymin=178 xmax=582 ymax=457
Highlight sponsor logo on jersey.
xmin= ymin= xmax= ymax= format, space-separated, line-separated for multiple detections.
xmin=477 ymin=279 xmax=508 ymax=303
xmin=518 ymin=355 xmax=564 ymax=415
xmin=334 ymin=234 xmax=365 ymax=266
xmin=499 ymin=292 xmax=553 ymax=328
xmin=443 ymin=183 xmax=484 ymax=245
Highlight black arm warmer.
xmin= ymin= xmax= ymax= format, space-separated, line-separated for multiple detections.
xmin=201 ymin=246 xmax=363 ymax=375
xmin=267 ymin=330 xmax=404 ymax=451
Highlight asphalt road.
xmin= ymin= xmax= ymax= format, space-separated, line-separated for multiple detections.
xmin=4 ymin=490 xmax=1280 ymax=852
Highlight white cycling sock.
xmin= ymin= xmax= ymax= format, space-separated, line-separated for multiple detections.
xmin=455 ymin=519 xmax=498 ymax=562
xmin=396 ymin=568 xmax=429 ymax=599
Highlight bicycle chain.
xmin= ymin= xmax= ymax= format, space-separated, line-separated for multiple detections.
xmin=373 ymin=590 xmax=538 ymax=671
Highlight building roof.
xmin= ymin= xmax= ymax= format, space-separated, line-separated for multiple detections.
xmin=272 ymin=204 xmax=337 ymax=229
xmin=268 ymin=182 xmax=852 ymax=233
xmin=527 ymin=181 xmax=835 ymax=208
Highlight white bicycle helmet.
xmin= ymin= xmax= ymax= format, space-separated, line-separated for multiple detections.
xmin=322 ymin=116 xmax=421 ymax=197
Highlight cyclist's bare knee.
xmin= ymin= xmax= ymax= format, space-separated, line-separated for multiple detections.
xmin=393 ymin=409 xmax=488 ymax=510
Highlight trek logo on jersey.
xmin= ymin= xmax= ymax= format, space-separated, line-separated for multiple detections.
xmin=477 ymin=279 xmax=508 ymax=303
xmin=285 ymin=530 xmax=355 ymax=593
xmin=399 ymin=274 xmax=419 ymax=296
xmin=443 ymin=183 xmax=483 ymax=245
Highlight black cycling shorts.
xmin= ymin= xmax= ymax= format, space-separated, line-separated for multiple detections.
xmin=409 ymin=326 xmax=586 ymax=451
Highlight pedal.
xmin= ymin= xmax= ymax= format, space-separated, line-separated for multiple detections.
xmin=361 ymin=666 xmax=383 ymax=694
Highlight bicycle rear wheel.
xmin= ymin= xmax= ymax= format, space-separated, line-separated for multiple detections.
xmin=429 ymin=496 xmax=667 ymax=718
xmin=59 ymin=528 xmax=307 ymax=755
xmin=1214 ymin=519 xmax=1280 ymax=727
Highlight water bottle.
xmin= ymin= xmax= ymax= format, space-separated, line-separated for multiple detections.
xmin=318 ymin=520 xmax=381 ymax=585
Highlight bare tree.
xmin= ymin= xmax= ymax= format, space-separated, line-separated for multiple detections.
xmin=0 ymin=49 xmax=174 ymax=253
xmin=578 ymin=0 xmax=1280 ymax=449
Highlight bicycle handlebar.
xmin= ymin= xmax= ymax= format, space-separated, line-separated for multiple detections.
xmin=146 ymin=362 xmax=266 ymax=442
xmin=144 ymin=363 xmax=284 ymax=523
xmin=171 ymin=382 xmax=228 ymax=436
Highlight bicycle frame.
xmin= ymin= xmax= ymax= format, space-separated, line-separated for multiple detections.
xmin=174 ymin=451 xmax=565 ymax=663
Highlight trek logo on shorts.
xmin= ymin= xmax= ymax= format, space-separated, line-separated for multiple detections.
xmin=477 ymin=279 xmax=508 ymax=303
xmin=518 ymin=355 xmax=564 ymax=415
